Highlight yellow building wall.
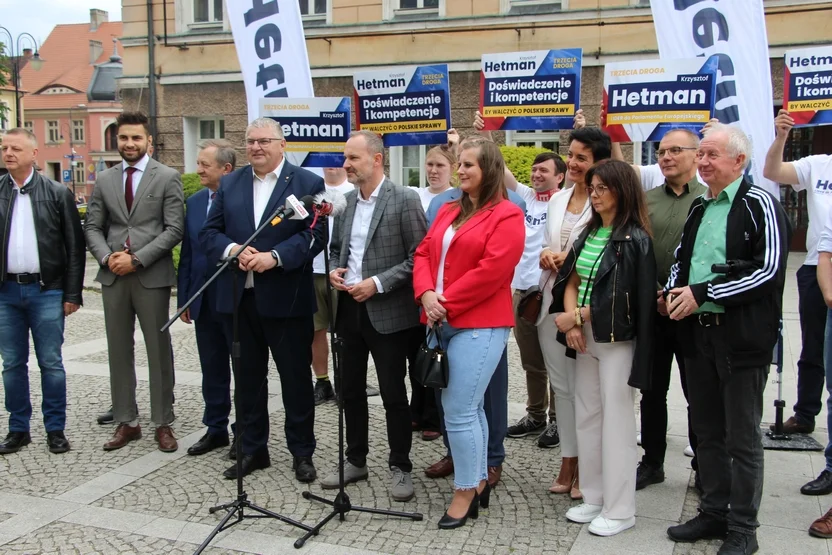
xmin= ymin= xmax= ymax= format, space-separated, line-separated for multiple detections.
xmin=0 ymin=89 xmax=19 ymax=128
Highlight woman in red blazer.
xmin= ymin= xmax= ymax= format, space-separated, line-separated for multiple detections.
xmin=413 ymin=141 xmax=524 ymax=529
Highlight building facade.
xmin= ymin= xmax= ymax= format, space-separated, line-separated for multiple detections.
xmin=118 ymin=0 xmax=832 ymax=247
xmin=19 ymin=9 xmax=123 ymax=200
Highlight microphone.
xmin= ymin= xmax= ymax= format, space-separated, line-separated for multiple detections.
xmin=270 ymin=194 xmax=314 ymax=226
xmin=313 ymin=189 xmax=348 ymax=218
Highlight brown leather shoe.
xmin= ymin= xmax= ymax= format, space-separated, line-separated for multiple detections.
xmin=488 ymin=465 xmax=502 ymax=488
xmin=424 ymin=456 xmax=454 ymax=478
xmin=103 ymin=424 xmax=142 ymax=451
xmin=421 ymin=430 xmax=441 ymax=441
xmin=810 ymin=508 xmax=832 ymax=538
xmin=155 ymin=426 xmax=178 ymax=453
xmin=770 ymin=416 xmax=814 ymax=434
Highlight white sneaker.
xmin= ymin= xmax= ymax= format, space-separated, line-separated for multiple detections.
xmin=588 ymin=515 xmax=636 ymax=536
xmin=565 ymin=503 xmax=603 ymax=523
xmin=637 ymin=433 xmax=642 ymax=446
xmin=684 ymin=445 xmax=694 ymax=457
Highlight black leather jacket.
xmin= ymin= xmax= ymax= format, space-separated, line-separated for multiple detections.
xmin=550 ymin=222 xmax=657 ymax=390
xmin=0 ymin=172 xmax=86 ymax=304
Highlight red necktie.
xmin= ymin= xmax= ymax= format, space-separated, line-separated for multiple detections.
xmin=125 ymin=167 xmax=137 ymax=212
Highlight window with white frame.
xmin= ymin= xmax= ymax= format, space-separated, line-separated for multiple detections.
xmin=300 ymin=0 xmax=327 ymax=20
xmin=503 ymin=0 xmax=564 ymax=14
xmin=198 ymin=118 xmax=225 ymax=140
xmin=399 ymin=0 xmax=439 ymax=8
xmin=72 ymin=120 xmax=85 ymax=144
xmin=47 ymin=121 xmax=60 ymax=143
xmin=389 ymin=145 xmax=427 ymax=189
xmin=506 ymin=129 xmax=559 ymax=152
xmin=0 ymin=102 xmax=8 ymax=131
xmin=73 ymin=165 xmax=85 ymax=185
xmin=23 ymin=121 xmax=33 ymax=134
xmin=193 ymin=0 xmax=223 ymax=23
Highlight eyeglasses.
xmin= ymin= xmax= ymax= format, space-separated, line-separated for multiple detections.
xmin=586 ymin=183 xmax=610 ymax=196
xmin=245 ymin=138 xmax=281 ymax=148
xmin=657 ymin=146 xmax=697 ymax=158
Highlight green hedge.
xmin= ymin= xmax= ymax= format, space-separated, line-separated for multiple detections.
xmin=182 ymin=173 xmax=202 ymax=200
xmin=500 ymin=145 xmax=552 ymax=185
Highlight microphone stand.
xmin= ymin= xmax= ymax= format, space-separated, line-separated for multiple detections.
xmin=162 ymin=204 xmax=314 ymax=554
xmin=294 ymin=217 xmax=423 ymax=549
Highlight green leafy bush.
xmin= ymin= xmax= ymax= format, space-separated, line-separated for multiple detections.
xmin=182 ymin=173 xmax=202 ymax=200
xmin=500 ymin=145 xmax=556 ymax=185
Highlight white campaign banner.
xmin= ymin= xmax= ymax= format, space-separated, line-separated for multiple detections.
xmin=228 ymin=0 xmax=314 ymax=124
xmin=651 ymin=0 xmax=777 ymax=196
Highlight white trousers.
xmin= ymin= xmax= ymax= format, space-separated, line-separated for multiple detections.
xmin=575 ymin=330 xmax=638 ymax=520
xmin=537 ymin=315 xmax=578 ymax=457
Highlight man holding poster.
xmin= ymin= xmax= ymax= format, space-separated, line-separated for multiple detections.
xmin=764 ymin=110 xmax=832 ymax=498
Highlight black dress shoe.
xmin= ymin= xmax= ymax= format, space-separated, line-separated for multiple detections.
xmin=187 ymin=432 xmax=230 ymax=456
xmin=228 ymin=436 xmax=237 ymax=460
xmin=223 ymin=451 xmax=271 ymax=480
xmin=636 ymin=462 xmax=665 ymax=490
xmin=293 ymin=456 xmax=317 ymax=483
xmin=97 ymin=406 xmax=115 ymax=425
xmin=46 ymin=431 xmax=70 ymax=454
xmin=718 ymin=531 xmax=759 ymax=555
xmin=801 ymin=470 xmax=832 ymax=496
xmin=668 ymin=512 xmax=728 ymax=543
xmin=438 ymin=491 xmax=480 ymax=530
xmin=0 ymin=432 xmax=31 ymax=454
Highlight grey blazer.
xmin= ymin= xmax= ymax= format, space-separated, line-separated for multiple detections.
xmin=85 ymin=157 xmax=185 ymax=288
xmin=330 ymin=178 xmax=427 ymax=334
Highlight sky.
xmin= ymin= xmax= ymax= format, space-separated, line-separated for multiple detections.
xmin=0 ymin=0 xmax=122 ymax=53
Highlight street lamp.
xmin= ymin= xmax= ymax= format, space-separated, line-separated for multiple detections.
xmin=67 ymin=103 xmax=85 ymax=199
xmin=0 ymin=27 xmax=43 ymax=128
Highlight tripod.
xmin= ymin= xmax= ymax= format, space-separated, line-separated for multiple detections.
xmin=162 ymin=205 xmax=314 ymax=555
xmin=294 ymin=240 xmax=422 ymax=549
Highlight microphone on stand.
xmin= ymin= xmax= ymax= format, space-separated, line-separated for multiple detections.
xmin=270 ymin=194 xmax=315 ymax=226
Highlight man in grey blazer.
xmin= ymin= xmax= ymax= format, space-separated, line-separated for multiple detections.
xmin=321 ymin=130 xmax=427 ymax=502
xmin=85 ymin=112 xmax=185 ymax=453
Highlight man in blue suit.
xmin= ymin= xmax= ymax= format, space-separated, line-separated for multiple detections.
xmin=178 ymin=139 xmax=236 ymax=457
xmin=200 ymin=118 xmax=325 ymax=482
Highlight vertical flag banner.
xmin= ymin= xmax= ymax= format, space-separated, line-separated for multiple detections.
xmin=651 ymin=0 xmax=777 ymax=196
xmin=354 ymin=64 xmax=451 ymax=147
xmin=479 ymin=49 xmax=582 ymax=131
xmin=228 ymin=0 xmax=314 ymax=122
xmin=784 ymin=45 xmax=832 ymax=128
xmin=259 ymin=97 xmax=351 ymax=168
xmin=603 ymin=57 xmax=718 ymax=143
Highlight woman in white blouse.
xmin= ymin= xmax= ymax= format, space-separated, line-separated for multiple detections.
xmin=537 ymin=127 xmax=612 ymax=499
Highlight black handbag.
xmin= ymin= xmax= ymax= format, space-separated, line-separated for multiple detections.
xmin=413 ymin=325 xmax=449 ymax=389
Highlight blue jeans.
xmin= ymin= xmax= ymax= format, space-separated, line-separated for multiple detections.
xmin=0 ymin=282 xmax=66 ymax=432
xmin=431 ymin=324 xmax=510 ymax=490
xmin=824 ymin=309 xmax=832 ymax=471
xmin=436 ymin=347 xmax=509 ymax=467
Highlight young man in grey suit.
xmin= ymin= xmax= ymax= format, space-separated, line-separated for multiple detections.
xmin=85 ymin=112 xmax=185 ymax=453
xmin=321 ymin=130 xmax=428 ymax=501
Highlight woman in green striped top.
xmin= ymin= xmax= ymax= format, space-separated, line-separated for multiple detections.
xmin=550 ymin=159 xmax=657 ymax=537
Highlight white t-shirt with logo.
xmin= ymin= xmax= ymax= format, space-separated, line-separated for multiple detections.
xmin=511 ymin=183 xmax=549 ymax=291
xmin=793 ymin=155 xmax=832 ymax=266
xmin=312 ymin=180 xmax=356 ymax=275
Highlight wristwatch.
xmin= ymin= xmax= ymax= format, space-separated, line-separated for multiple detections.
xmin=131 ymin=254 xmax=142 ymax=268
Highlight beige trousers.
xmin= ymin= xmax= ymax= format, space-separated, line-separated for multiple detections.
xmin=575 ymin=330 xmax=638 ymax=520
xmin=537 ymin=315 xmax=578 ymax=457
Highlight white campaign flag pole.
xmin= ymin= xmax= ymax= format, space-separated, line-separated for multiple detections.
xmin=651 ymin=0 xmax=778 ymax=196
xmin=228 ymin=0 xmax=315 ymax=123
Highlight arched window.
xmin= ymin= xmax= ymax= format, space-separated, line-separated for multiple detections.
xmin=105 ymin=123 xmax=118 ymax=151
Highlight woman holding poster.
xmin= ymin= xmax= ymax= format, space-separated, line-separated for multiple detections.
xmin=550 ymin=160 xmax=656 ymax=537
xmin=538 ymin=126 xmax=611 ymax=501
xmin=413 ymin=141 xmax=524 ymax=529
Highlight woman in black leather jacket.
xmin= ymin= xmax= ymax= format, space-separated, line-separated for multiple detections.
xmin=550 ymin=159 xmax=656 ymax=537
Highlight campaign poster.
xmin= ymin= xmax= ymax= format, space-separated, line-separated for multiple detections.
xmin=354 ymin=64 xmax=451 ymax=147
xmin=602 ymin=56 xmax=718 ymax=143
xmin=784 ymin=45 xmax=832 ymax=128
xmin=479 ymin=49 xmax=582 ymax=131
xmin=259 ymin=97 xmax=351 ymax=168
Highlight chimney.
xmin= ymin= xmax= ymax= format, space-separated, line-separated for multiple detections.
xmin=89 ymin=40 xmax=103 ymax=64
xmin=90 ymin=9 xmax=109 ymax=32
xmin=22 ymin=48 xmax=32 ymax=59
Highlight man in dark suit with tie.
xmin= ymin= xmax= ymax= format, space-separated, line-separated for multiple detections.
xmin=200 ymin=118 xmax=325 ymax=482
xmin=85 ymin=112 xmax=184 ymax=453
xmin=321 ymin=130 xmax=428 ymax=502
xmin=178 ymin=139 xmax=236 ymax=457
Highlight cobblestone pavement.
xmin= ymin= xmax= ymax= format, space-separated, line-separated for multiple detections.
xmin=0 ymin=256 xmax=827 ymax=554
